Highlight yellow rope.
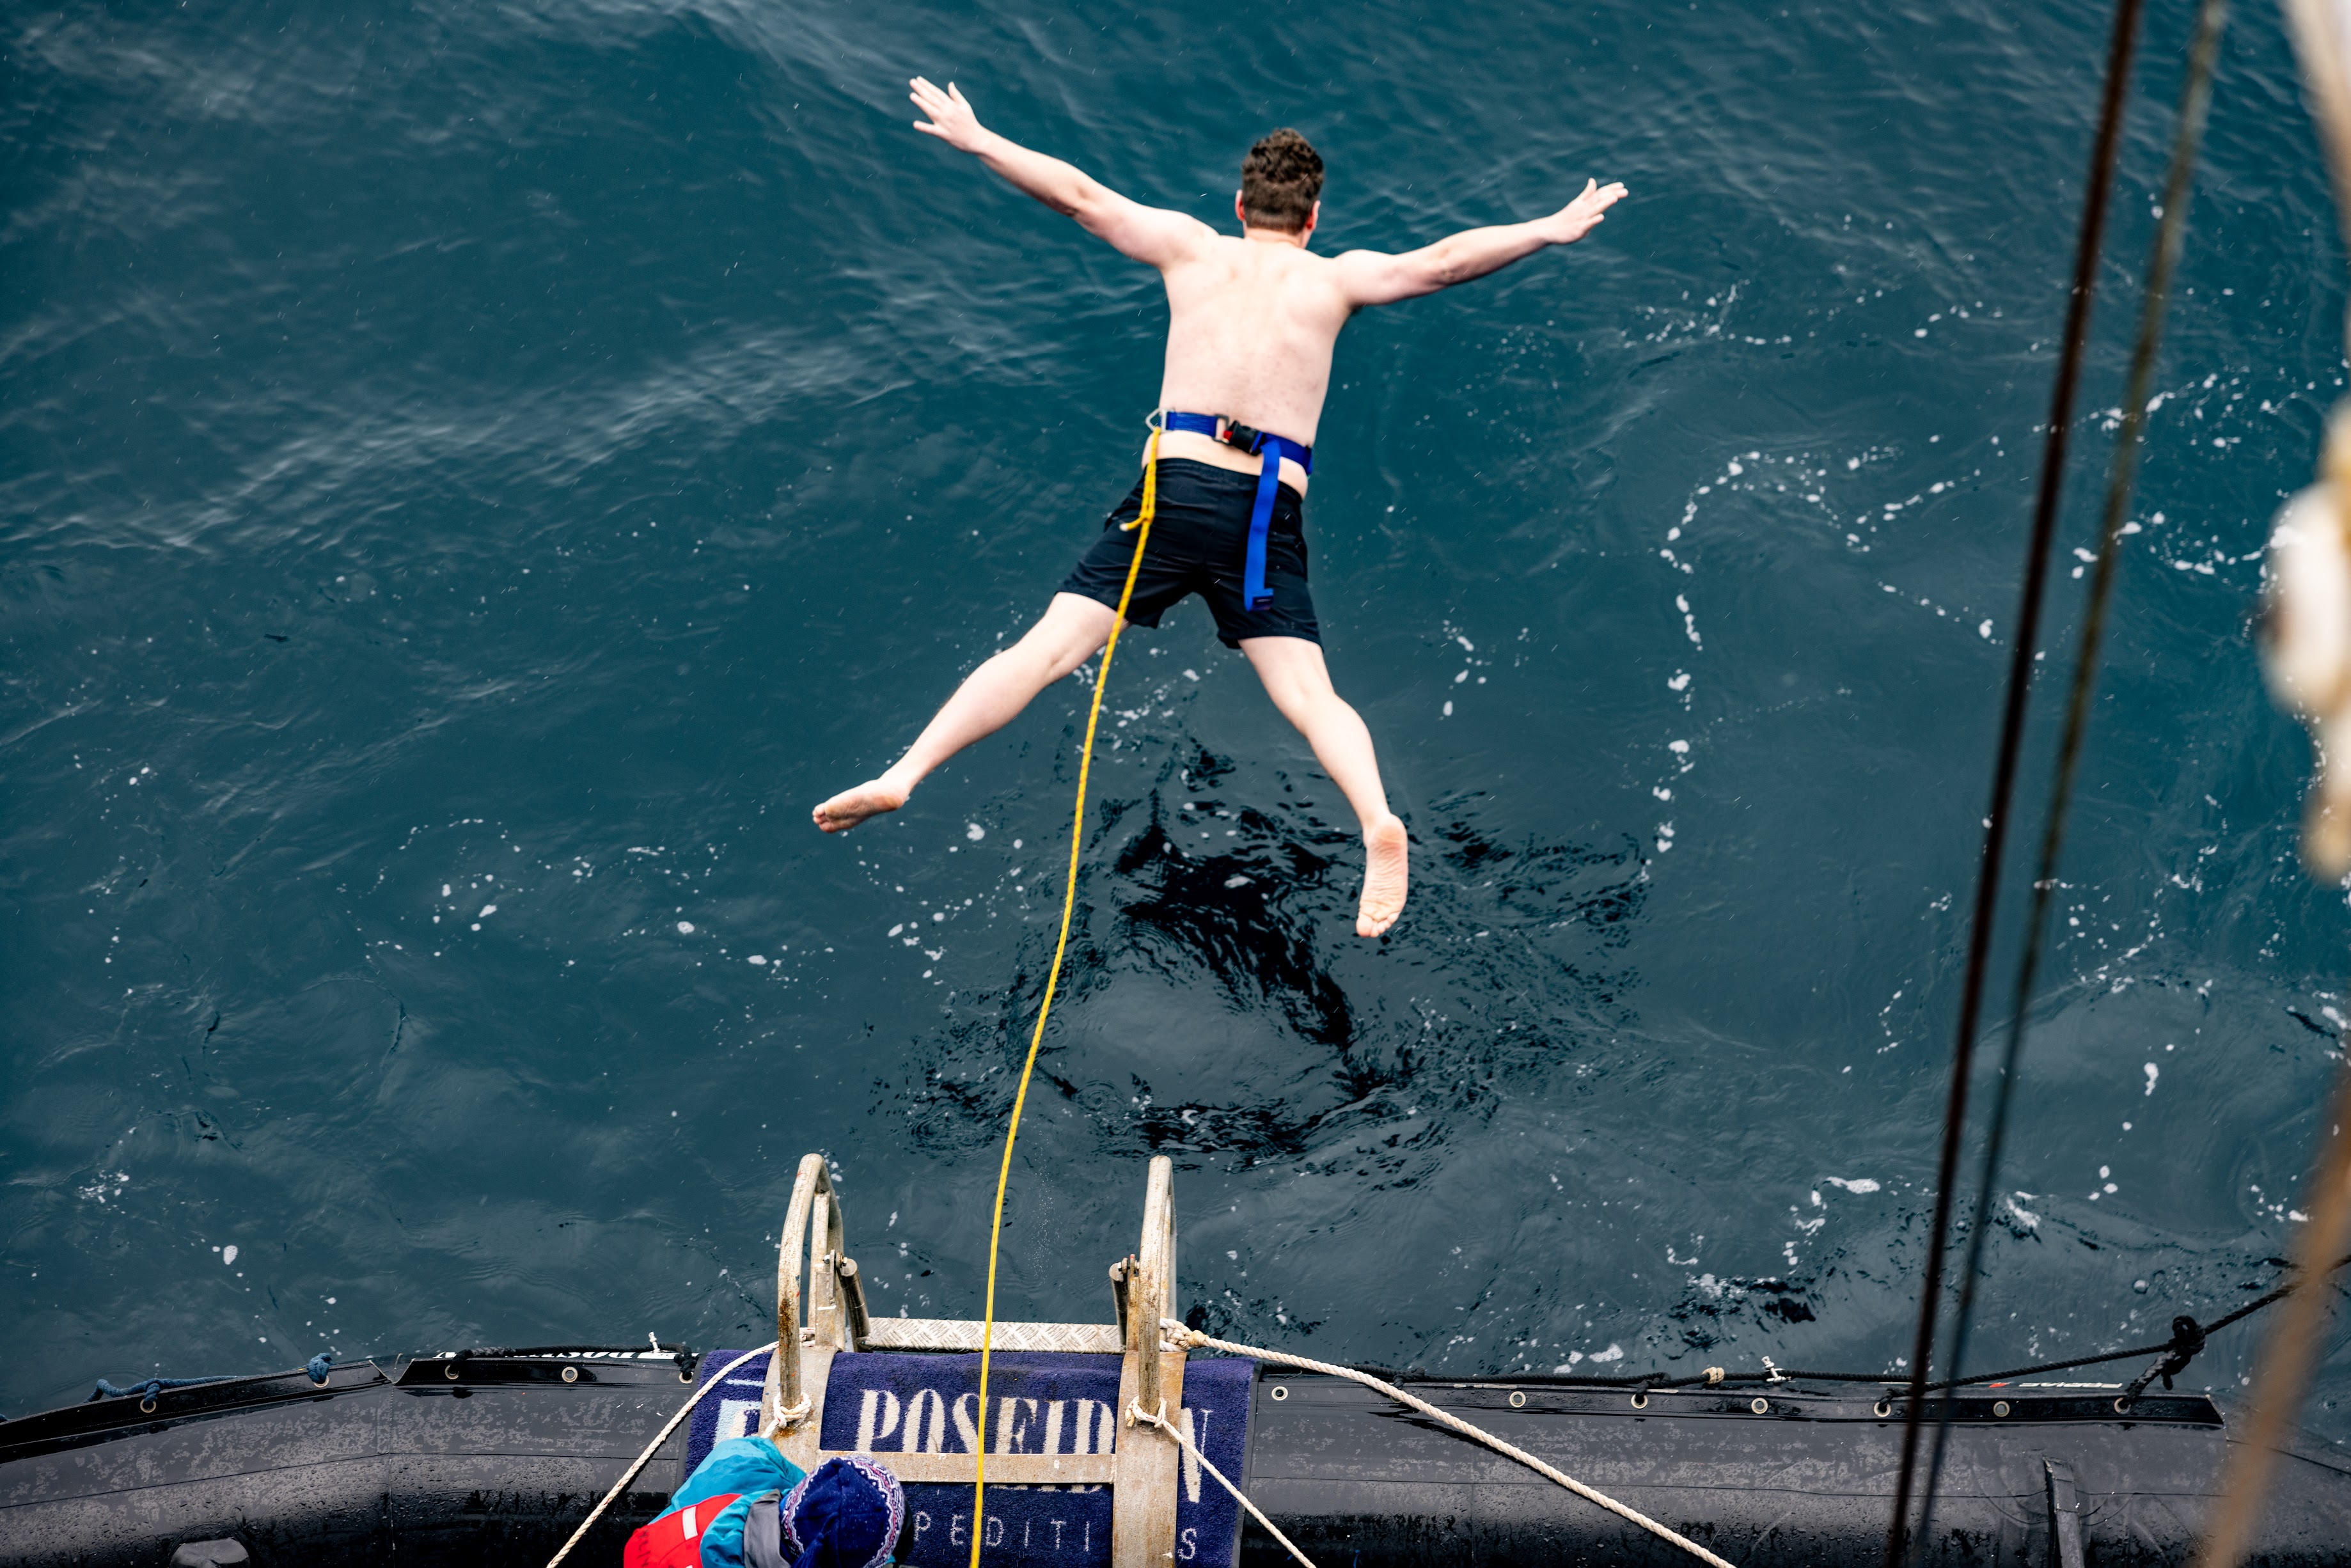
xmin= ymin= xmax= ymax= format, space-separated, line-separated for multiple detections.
xmin=968 ymin=425 xmax=1162 ymax=1568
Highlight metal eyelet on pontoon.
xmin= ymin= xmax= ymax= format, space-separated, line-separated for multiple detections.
xmin=444 ymin=1363 xmax=460 ymax=1381
xmin=1630 ymin=1392 xmax=1647 ymax=1409
xmin=2114 ymin=1396 xmax=2132 ymax=1414
xmin=1873 ymin=1400 xmax=1892 ymax=1418
xmin=139 ymin=1397 xmax=157 ymax=1415
xmin=1750 ymin=1397 xmax=1770 ymax=1415
xmin=561 ymin=1365 xmax=579 ymax=1383
xmin=1268 ymin=1384 xmax=1287 ymax=1402
xmin=1993 ymin=1400 xmax=2010 ymax=1417
xmin=1508 ymin=1390 xmax=1526 ymax=1408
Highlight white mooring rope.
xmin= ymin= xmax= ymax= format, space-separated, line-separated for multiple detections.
xmin=1127 ymin=1400 xmax=1319 ymax=1568
xmin=546 ymin=1342 xmax=778 ymax=1568
xmin=1165 ymin=1322 xmax=1738 ymax=1568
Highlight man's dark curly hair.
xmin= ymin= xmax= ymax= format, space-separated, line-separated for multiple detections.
xmin=1240 ymin=128 xmax=1324 ymax=233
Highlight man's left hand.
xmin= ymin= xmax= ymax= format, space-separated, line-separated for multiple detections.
xmin=1536 ymin=178 xmax=1628 ymax=246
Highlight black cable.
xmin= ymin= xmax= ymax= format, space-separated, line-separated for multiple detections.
xmin=458 ymin=1342 xmax=694 ymax=1356
xmin=1908 ymin=1 xmax=2231 ymax=1557
xmin=1882 ymin=3 xmax=2148 ymax=1560
xmin=458 ymin=1341 xmax=702 ymax=1377
xmin=1335 ymin=1253 xmax=2350 ymax=1400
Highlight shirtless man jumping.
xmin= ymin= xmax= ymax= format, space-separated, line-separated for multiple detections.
xmin=814 ymin=78 xmax=1626 ymax=939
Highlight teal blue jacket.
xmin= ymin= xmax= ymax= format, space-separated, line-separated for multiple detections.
xmin=626 ymin=1436 xmax=808 ymax=1568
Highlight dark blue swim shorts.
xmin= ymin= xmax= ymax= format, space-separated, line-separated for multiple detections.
xmin=1058 ymin=457 xmax=1320 ymax=648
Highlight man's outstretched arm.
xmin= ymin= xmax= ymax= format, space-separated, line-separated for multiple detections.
xmin=1334 ymin=178 xmax=1628 ymax=308
xmin=910 ymin=77 xmax=1211 ymax=269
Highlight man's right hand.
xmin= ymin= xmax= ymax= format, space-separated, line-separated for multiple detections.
xmin=903 ymin=77 xmax=1210 ymax=269
xmin=910 ymin=77 xmax=991 ymax=155
xmin=1535 ymin=178 xmax=1630 ymax=246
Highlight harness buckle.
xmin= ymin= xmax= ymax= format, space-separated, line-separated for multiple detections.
xmin=1216 ymin=419 xmax=1268 ymax=456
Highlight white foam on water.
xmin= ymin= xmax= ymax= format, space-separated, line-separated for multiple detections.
xmin=1587 ymin=1343 xmax=1624 ymax=1363
xmin=222 ymin=1244 xmax=239 ymax=1266
xmin=965 ymin=822 xmax=984 ymax=841
xmin=748 ymin=955 xmax=767 ymax=965
xmin=2144 ymin=1062 xmax=2159 ymax=1095
xmin=1823 ymin=1177 xmax=1880 ymax=1193
xmin=676 ymin=920 xmax=695 ymax=934
xmin=477 ymin=904 xmax=496 ymax=918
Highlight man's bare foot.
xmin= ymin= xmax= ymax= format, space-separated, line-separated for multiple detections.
xmin=1357 ymin=814 xmax=1408 ymax=937
xmin=812 ymin=781 xmax=908 ymax=834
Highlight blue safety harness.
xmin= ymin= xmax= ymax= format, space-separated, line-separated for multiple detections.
xmin=1157 ymin=411 xmax=1314 ymax=611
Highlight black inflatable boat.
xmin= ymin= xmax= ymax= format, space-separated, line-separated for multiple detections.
xmin=6 ymin=1347 xmax=2351 ymax=1566
xmin=9 ymin=1156 xmax=2348 ymax=1567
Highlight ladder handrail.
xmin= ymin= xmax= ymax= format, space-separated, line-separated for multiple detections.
xmin=1131 ymin=1156 xmax=1177 ymax=1415
xmin=761 ymin=1154 xmax=869 ymax=1434
xmin=757 ymin=1152 xmax=1170 ymax=1432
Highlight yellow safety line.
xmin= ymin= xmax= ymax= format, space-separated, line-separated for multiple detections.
xmin=970 ymin=425 xmax=1161 ymax=1568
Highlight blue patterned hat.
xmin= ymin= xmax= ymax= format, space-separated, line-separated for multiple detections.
xmin=779 ymin=1455 xmax=904 ymax=1568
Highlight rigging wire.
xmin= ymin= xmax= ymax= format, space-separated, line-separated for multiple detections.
xmin=1881 ymin=1 xmax=2148 ymax=1557
xmin=1906 ymin=0 xmax=2233 ymax=1556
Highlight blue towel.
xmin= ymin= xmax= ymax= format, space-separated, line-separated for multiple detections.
xmin=688 ymin=1350 xmax=1255 ymax=1568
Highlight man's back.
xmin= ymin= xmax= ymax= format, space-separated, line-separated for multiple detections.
xmin=1159 ymin=235 xmax=1352 ymax=451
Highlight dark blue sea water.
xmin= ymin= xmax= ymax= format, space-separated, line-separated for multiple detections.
xmin=9 ymin=0 xmax=2351 ymax=1445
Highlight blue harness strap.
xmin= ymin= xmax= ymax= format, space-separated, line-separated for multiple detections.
xmin=1160 ymin=410 xmax=1314 ymax=611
